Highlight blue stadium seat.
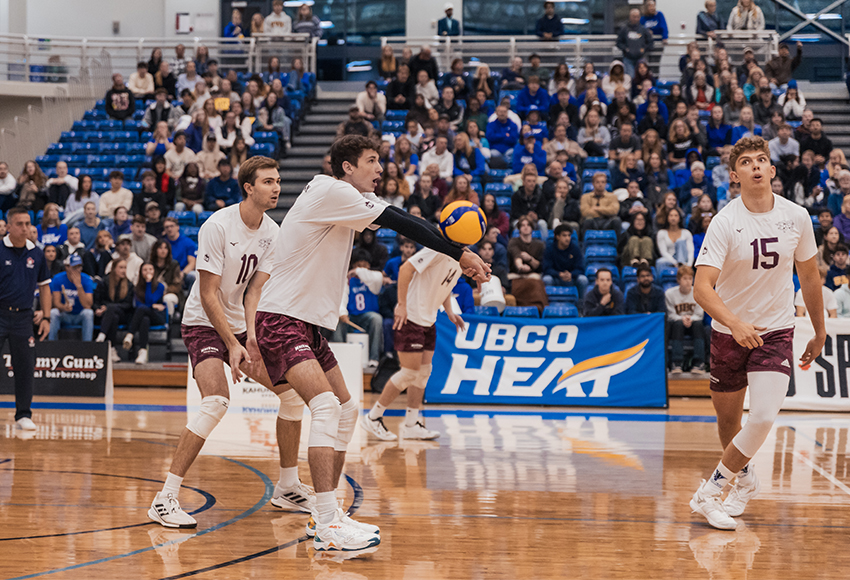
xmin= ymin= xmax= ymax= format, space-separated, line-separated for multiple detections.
xmin=674 ymin=168 xmax=691 ymax=189
xmin=545 ymin=285 xmax=579 ymax=304
xmin=660 ymin=267 xmax=678 ymax=284
xmin=385 ymin=110 xmax=407 ymax=121
xmin=484 ymin=183 xmax=512 ymax=194
xmin=180 ymin=226 xmax=200 ymax=242
xmin=584 ymin=245 xmax=617 ymax=263
xmin=125 ymin=181 xmax=142 ymax=193
xmin=253 ymin=131 xmax=278 ymax=144
xmin=503 ymin=306 xmax=539 ymax=318
xmin=543 ymin=304 xmax=579 ymax=318
xmin=495 ymin=196 xmax=511 ymax=211
xmin=125 ymin=143 xmax=146 ymax=154
xmin=583 ymin=230 xmax=617 ymax=246
xmin=584 ymin=156 xmax=608 ymax=169
xmin=169 ymin=211 xmax=196 ymax=226
xmin=381 ymin=120 xmax=404 ymax=133
xmin=470 ymin=182 xmax=482 ymax=194
xmin=198 ymin=211 xmax=215 ymax=224
xmin=705 ymin=156 xmax=720 ymax=170
xmin=92 ymin=181 xmax=110 ymax=191
xmin=488 ymin=168 xmax=511 ymax=180
xmin=474 ymin=305 xmax=500 ymax=317
xmin=582 ymin=168 xmax=610 ymax=182
xmin=249 ymin=143 xmax=275 ymax=157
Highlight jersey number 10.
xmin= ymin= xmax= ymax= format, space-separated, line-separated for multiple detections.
xmin=750 ymin=237 xmax=779 ymax=270
xmin=236 ymin=254 xmax=259 ymax=284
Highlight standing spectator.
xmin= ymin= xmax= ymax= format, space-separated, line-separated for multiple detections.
xmin=697 ymin=0 xmax=723 ymax=38
xmin=618 ymin=9 xmax=654 ymax=78
xmin=799 ymin=118 xmax=833 ymax=166
xmin=580 ymin=173 xmax=621 ymax=234
xmin=666 ymin=265 xmax=706 ymax=373
xmin=265 ymin=0 xmax=292 ymax=35
xmin=162 ymin=217 xmax=197 ymax=287
xmin=641 ymin=0 xmax=668 ymax=41
xmin=625 ymin=263 xmax=665 ymax=314
xmin=582 ymin=267 xmax=624 ymax=316
xmin=765 ymin=42 xmax=803 ymax=88
xmin=123 ymin=262 xmax=167 ymax=364
xmin=49 ymin=253 xmax=95 ymax=341
xmin=223 ymin=8 xmax=245 ymax=38
xmin=293 ymin=3 xmax=323 ymax=37
xmin=99 ymin=171 xmax=133 ymax=218
xmin=0 ymin=207 xmax=51 ymax=430
xmin=438 ymin=2 xmax=460 ymax=36
xmin=409 ymin=45 xmax=440 ymax=82
xmin=165 ymin=131 xmax=199 ymax=180
xmin=77 ymin=202 xmax=104 ymax=250
xmin=727 ymin=0 xmax=765 ymax=30
xmin=93 ymin=257 xmax=134 ymax=361
xmin=536 ymin=1 xmax=564 ymax=40
xmin=105 ymin=73 xmax=135 ymax=122
xmin=130 ymin=215 xmax=157 ymax=264
xmin=36 ymin=203 xmax=67 ymax=246
xmin=170 ymin=44 xmax=189 ymax=77
xmin=128 ymin=61 xmax=155 ymax=100
xmin=46 ymin=161 xmax=78 ymax=207
xmin=204 ymin=159 xmax=240 ymax=210
xmin=543 ymin=224 xmax=588 ymax=297
xmin=511 ymin=167 xmax=549 ymax=233
xmin=356 ymin=81 xmax=387 ymax=122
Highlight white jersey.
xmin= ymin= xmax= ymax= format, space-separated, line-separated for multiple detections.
xmin=405 ymin=248 xmax=462 ymax=327
xmin=182 ymin=204 xmax=278 ymax=333
xmin=257 ymin=175 xmax=389 ymax=330
xmin=695 ymin=194 xmax=817 ymax=334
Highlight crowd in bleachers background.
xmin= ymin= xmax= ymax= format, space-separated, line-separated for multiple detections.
xmin=336 ymin=0 xmax=846 ymax=374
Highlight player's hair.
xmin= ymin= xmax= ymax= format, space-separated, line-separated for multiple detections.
xmin=554 ymin=224 xmax=572 ymax=237
xmin=676 ymin=265 xmax=694 ymax=281
xmin=636 ymin=263 xmax=652 ymax=277
xmin=238 ymin=156 xmax=278 ymax=198
xmin=729 ymin=136 xmax=771 ymax=170
xmin=330 ymin=135 xmax=377 ymax=179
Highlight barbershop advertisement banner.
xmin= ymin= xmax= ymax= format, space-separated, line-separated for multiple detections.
xmin=0 ymin=340 xmax=110 ymax=397
xmin=425 ymin=312 xmax=668 ymax=408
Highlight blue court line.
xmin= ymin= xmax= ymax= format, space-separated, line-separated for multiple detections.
xmin=0 ymin=458 xmax=10 ymax=465
xmin=0 ymin=402 xmax=185 ymax=412
xmin=6 ymin=449 xmax=274 ymax=580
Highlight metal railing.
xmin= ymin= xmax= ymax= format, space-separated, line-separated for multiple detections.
xmin=381 ymin=31 xmax=778 ymax=80
xmin=0 ymin=50 xmax=113 ymax=174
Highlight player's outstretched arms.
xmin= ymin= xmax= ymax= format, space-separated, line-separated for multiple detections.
xmin=694 ymin=265 xmax=765 ymax=349
xmin=796 ymin=256 xmax=827 ymax=366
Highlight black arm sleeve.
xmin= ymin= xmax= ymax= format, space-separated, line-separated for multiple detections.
xmin=372 ymin=205 xmax=465 ymax=262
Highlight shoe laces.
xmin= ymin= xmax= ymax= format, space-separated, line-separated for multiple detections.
xmin=165 ymin=493 xmax=180 ymax=513
xmin=375 ymin=417 xmax=390 ymax=433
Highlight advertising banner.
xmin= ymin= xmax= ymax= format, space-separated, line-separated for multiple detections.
xmin=0 ymin=340 xmax=110 ymax=397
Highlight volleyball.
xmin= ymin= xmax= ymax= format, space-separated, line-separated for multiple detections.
xmin=439 ymin=201 xmax=487 ymax=245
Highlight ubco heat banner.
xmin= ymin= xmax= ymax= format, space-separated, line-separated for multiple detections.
xmin=425 ymin=312 xmax=667 ymax=408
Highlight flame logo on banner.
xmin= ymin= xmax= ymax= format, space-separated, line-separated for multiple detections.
xmin=553 ymin=340 xmax=649 ymax=397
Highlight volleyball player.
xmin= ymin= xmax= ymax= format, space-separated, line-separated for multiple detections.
xmin=690 ymin=137 xmax=825 ymax=530
xmin=362 ymin=246 xmax=466 ymax=441
xmin=149 ymin=157 xmax=312 ymax=529
xmin=243 ymin=135 xmax=489 ymax=551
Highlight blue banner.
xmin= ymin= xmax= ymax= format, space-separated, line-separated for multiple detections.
xmin=425 ymin=312 xmax=668 ymax=408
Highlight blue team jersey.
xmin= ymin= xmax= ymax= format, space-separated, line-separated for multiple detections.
xmin=348 ymin=277 xmax=379 ymax=315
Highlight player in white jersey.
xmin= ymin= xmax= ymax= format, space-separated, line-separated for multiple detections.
xmin=690 ymin=137 xmax=825 ymax=530
xmin=148 ymin=157 xmax=312 ymax=529
xmin=244 ymin=135 xmax=490 ymax=552
xmin=362 ymin=247 xmax=465 ymax=441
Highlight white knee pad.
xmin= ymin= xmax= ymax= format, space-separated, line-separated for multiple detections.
xmin=277 ymin=389 xmax=305 ymax=421
xmin=187 ymin=395 xmax=229 ymax=439
xmin=334 ymin=397 xmax=359 ymax=452
xmin=308 ymin=391 xmax=341 ymax=448
xmin=416 ymin=364 xmax=432 ymax=388
xmin=732 ymin=372 xmax=788 ymax=458
xmin=391 ymin=367 xmax=419 ymax=393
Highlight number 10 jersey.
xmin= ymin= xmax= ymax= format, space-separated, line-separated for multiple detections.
xmin=695 ymin=194 xmax=817 ymax=335
xmin=182 ymin=204 xmax=279 ymax=334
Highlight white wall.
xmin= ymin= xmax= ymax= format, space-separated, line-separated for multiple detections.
xmin=656 ymin=0 xmax=696 ymax=37
xmin=407 ymin=0 xmax=462 ymax=39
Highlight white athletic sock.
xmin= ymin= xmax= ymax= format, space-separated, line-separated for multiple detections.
xmin=95 ymin=332 xmax=106 ymax=343
xmin=368 ymin=403 xmax=386 ymax=421
xmin=278 ymin=466 xmax=298 ymax=489
xmin=316 ymin=491 xmax=337 ymax=525
xmin=162 ymin=472 xmax=183 ymax=497
xmin=404 ymin=408 xmax=420 ymax=427
xmin=701 ymin=461 xmax=736 ymax=496
xmin=737 ymin=463 xmax=755 ymax=486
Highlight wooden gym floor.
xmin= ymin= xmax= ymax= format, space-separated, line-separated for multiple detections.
xmin=1 ymin=388 xmax=849 ymax=580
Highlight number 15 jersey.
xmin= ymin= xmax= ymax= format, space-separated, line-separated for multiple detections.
xmin=695 ymin=194 xmax=817 ymax=335
xmin=182 ymin=204 xmax=279 ymax=334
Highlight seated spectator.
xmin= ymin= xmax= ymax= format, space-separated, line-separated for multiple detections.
xmin=154 ymin=61 xmax=177 ymax=99
xmin=176 ymin=61 xmax=200 ymax=96
xmin=354 ymin=229 xmax=388 ymax=272
xmin=577 ymin=109 xmax=611 ymax=158
xmin=27 ymin=224 xmax=42 ymax=250
xmin=517 ymin=76 xmax=549 ymax=120
xmin=150 ymin=239 xmax=182 ymax=316
xmin=62 ymin=226 xmax=85 ymax=257
xmin=162 ymin=217 xmax=197 ymax=287
xmin=768 ymin=123 xmax=799 ymax=164
xmin=602 ymin=61 xmax=632 ymax=101
xmin=183 ymin=110 xmax=209 ymax=154
xmin=576 ymin=73 xmax=609 ymax=108
xmin=197 ymin=133 xmax=226 ymax=180
xmin=443 ymin=174 xmax=479 ymax=209
xmin=336 ymin=105 xmax=376 ymax=139
xmin=696 ymin=0 xmax=723 ymax=37
xmin=49 ymin=253 xmax=95 ymax=341
xmin=621 ymin=212 xmax=655 ymax=266
xmin=582 ymin=267 xmax=624 ymax=316
xmin=731 ymin=106 xmax=762 ymax=145
xmin=409 ymin=45 xmax=439 ymax=82
xmin=800 ymin=118 xmax=832 ymax=167
xmin=536 ymin=1 xmax=564 ymax=40
xmin=548 ymin=177 xmax=581 ymax=231
xmin=480 ymin=192 xmax=510 ymax=237
xmin=619 ymin=179 xmax=649 ymax=223
xmin=406 ymin=174 xmax=441 ymax=222
xmin=415 ymin=69 xmax=440 ymax=109
xmin=46 ymin=161 xmax=78 ymax=207
xmin=145 ymin=202 xmax=165 ymax=239
xmin=705 ymin=105 xmax=731 ymax=154
xmin=625 ymin=263 xmax=665 ymax=314
xmin=512 ymin=131 xmax=547 ymax=176
xmin=383 ymin=237 xmax=417 ymax=282
xmin=99 ymin=171 xmax=133 ymax=218
xmin=679 ymin=161 xmax=716 ymax=211
xmin=452 ymin=132 xmax=486 ymax=179
xmin=580 ymin=173 xmax=621 ymax=234
xmin=543 ymin=224 xmax=588 ymax=297
xmin=507 ymin=215 xmax=548 ymax=311
xmin=486 ymin=105 xmax=520 ymax=168
xmin=511 ymin=166 xmax=549 ymax=234
xmin=788 ymin=149 xmax=822 ymax=207
xmin=472 ymin=65 xmax=496 ymax=101
xmin=128 ymin=61 xmax=155 ymax=100
xmin=378 ymin=44 xmax=398 ymax=79
xmin=356 ymin=80 xmax=387 ymax=122
xmin=77 ymin=202 xmax=104 ymax=250
xmin=132 ymin=171 xmax=168 ymax=216
xmin=420 ymin=136 xmax=454 ymax=183
xmin=442 ymin=58 xmax=470 ymax=101
xmin=43 ymin=245 xmax=64 ymax=277
xmin=835 ymin=279 xmax=850 ymax=318
xmin=544 ymin=123 xmax=583 ymax=163
xmin=37 ymin=203 xmax=67 ymax=246
xmin=666 ymin=265 xmax=706 ymax=373
xmin=176 ymin=162 xmax=205 ymax=214
xmin=500 ymin=56 xmax=526 ymax=90
xmin=387 ymin=64 xmax=415 ymax=111
xmin=146 ymin=120 xmax=174 ymax=158
xmin=656 ymin=208 xmax=693 ymax=270
xmin=123 ymin=262 xmax=166 ymax=364
xmin=16 ymin=160 xmax=48 ymax=211
xmin=435 ymin=86 xmax=463 ymax=129
xmin=168 ymin=89 xmax=196 ymax=131
xmin=476 ymin=240 xmax=511 ymax=296
xmin=778 ymin=81 xmax=805 ymax=121
xmin=753 ymin=87 xmax=780 ymax=126
xmin=129 ymin=215 xmax=157 ymax=265
xmin=164 ymin=131 xmax=198 ymax=180
xmin=825 ymin=243 xmax=850 ymax=289
xmin=108 ymin=206 xmax=131 ymax=241
xmin=107 ymin=234 xmax=143 ymax=285
xmin=104 ymin=73 xmax=135 ymax=122
xmin=82 ymin=230 xmax=114 ymax=281
xmin=796 ymin=266 xmax=837 ymax=318
xmin=667 ymin=119 xmax=697 ymax=170
xmin=332 ymin=250 xmax=384 ymax=368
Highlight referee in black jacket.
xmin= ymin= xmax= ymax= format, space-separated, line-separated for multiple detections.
xmin=0 ymin=207 xmax=51 ymax=431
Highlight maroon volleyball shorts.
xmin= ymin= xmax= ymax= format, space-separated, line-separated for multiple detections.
xmin=394 ymin=320 xmax=437 ymax=353
xmin=254 ymin=312 xmax=338 ymax=385
xmin=182 ymin=325 xmax=247 ymax=370
xmin=709 ymin=327 xmax=794 ymax=393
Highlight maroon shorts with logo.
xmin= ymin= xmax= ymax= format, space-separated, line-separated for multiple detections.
xmin=395 ymin=320 xmax=437 ymax=353
xmin=709 ymin=328 xmax=794 ymax=393
xmin=181 ymin=325 xmax=247 ymax=370
xmin=255 ymin=312 xmax=338 ymax=386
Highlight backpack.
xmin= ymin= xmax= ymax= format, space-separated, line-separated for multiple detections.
xmin=369 ymin=352 xmax=399 ymax=394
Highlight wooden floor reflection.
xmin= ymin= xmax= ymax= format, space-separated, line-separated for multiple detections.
xmin=1 ymin=390 xmax=850 ymax=579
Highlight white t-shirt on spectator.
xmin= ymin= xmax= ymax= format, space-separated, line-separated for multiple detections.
xmin=99 ymin=187 xmax=133 ymax=218
xmin=405 ymin=248 xmax=461 ymax=327
xmin=795 ymin=286 xmax=837 ymax=318
xmin=0 ymin=174 xmax=16 ymax=195
xmin=182 ymin=204 xmax=279 ymax=333
xmin=264 ymin=12 xmax=292 ymax=34
xmin=257 ymin=175 xmax=389 ymax=330
xmin=165 ymin=147 xmax=199 ymax=180
xmin=420 ymin=149 xmax=454 ymax=181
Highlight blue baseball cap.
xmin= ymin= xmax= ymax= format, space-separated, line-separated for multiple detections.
xmin=65 ymin=253 xmax=82 ymax=267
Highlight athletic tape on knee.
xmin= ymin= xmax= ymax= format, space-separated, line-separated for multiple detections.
xmin=277 ymin=389 xmax=305 ymax=421
xmin=417 ymin=364 xmax=432 ymax=388
xmin=732 ymin=372 xmax=788 ymax=458
xmin=187 ymin=395 xmax=228 ymax=439
xmin=334 ymin=397 xmax=359 ymax=452
xmin=391 ymin=367 xmax=419 ymax=393
xmin=308 ymin=391 xmax=341 ymax=448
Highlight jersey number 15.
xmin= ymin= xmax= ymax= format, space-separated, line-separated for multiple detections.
xmin=750 ymin=237 xmax=779 ymax=270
